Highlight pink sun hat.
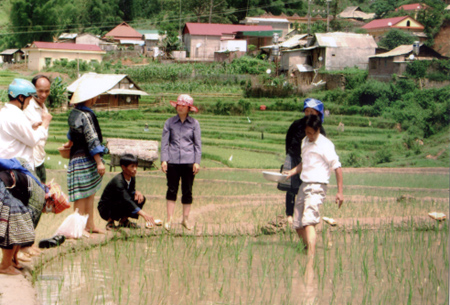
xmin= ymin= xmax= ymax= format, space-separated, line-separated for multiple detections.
xmin=170 ymin=94 xmax=198 ymax=113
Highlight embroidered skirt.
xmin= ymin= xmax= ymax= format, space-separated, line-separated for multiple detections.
xmin=0 ymin=181 xmax=35 ymax=249
xmin=67 ymin=154 xmax=102 ymax=202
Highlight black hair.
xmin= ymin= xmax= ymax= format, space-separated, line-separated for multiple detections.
xmin=31 ymin=75 xmax=51 ymax=86
xmin=304 ymin=114 xmax=322 ymax=131
xmin=120 ymin=154 xmax=138 ymax=167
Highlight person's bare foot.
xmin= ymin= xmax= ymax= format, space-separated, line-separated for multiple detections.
xmin=16 ymin=251 xmax=31 ymax=262
xmin=85 ymin=227 xmax=105 ymax=234
xmin=12 ymin=259 xmax=23 ymax=270
xmin=0 ymin=265 xmax=21 ymax=275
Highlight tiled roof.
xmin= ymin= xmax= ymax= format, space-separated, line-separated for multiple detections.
xmin=396 ymin=3 xmax=426 ymax=11
xmin=184 ymin=23 xmax=273 ymax=36
xmin=104 ymin=22 xmax=142 ymax=40
xmin=30 ymin=42 xmax=103 ymax=52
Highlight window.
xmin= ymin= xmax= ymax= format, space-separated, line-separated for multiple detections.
xmin=406 ymin=20 xmax=410 ymax=27
xmin=45 ymin=57 xmax=51 ymax=67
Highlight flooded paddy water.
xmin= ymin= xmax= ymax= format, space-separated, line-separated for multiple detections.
xmin=35 ymin=226 xmax=448 ymax=305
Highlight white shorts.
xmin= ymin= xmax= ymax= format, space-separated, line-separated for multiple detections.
xmin=293 ymin=183 xmax=327 ymax=229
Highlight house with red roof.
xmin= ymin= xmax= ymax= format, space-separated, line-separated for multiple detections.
xmin=24 ymin=41 xmax=105 ymax=71
xmin=395 ymin=3 xmax=428 ymax=18
xmin=183 ymin=23 xmax=274 ymax=59
xmin=103 ymin=22 xmax=145 ymax=49
xmin=361 ymin=16 xmax=425 ymax=42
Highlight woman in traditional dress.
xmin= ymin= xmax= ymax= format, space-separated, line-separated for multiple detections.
xmin=63 ymin=77 xmax=107 ymax=235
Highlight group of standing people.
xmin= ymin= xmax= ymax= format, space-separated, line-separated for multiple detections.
xmin=0 ymin=76 xmax=55 ymax=275
xmin=62 ymin=77 xmax=202 ymax=234
xmin=0 ymin=75 xmax=202 ymax=275
xmin=0 ymin=73 xmax=341 ymax=275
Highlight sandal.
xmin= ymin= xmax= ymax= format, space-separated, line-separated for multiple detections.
xmin=106 ymin=221 xmax=116 ymax=231
xmin=118 ymin=220 xmax=141 ymax=229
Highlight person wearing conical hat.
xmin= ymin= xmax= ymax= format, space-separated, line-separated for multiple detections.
xmin=160 ymin=94 xmax=201 ymax=231
xmin=62 ymin=77 xmax=108 ymax=235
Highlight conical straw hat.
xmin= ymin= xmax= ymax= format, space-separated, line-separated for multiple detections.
xmin=70 ymin=74 xmax=111 ymax=104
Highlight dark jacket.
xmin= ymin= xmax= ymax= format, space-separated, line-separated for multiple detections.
xmin=98 ymin=173 xmax=143 ymax=220
xmin=68 ymin=107 xmax=104 ymax=158
xmin=285 ymin=116 xmax=327 ymax=159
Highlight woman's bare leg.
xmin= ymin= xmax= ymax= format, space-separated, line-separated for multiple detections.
xmin=75 ymin=195 xmax=104 ymax=234
xmin=0 ymin=247 xmax=21 ymax=275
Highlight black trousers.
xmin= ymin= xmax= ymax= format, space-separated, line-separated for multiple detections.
xmin=285 ymin=190 xmax=296 ymax=217
xmin=35 ymin=163 xmax=46 ymax=184
xmin=98 ymin=197 xmax=146 ymax=221
xmin=166 ymin=163 xmax=195 ymax=204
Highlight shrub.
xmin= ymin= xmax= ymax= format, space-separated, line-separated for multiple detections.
xmin=405 ymin=60 xmax=430 ymax=79
xmin=48 ymin=77 xmax=67 ymax=109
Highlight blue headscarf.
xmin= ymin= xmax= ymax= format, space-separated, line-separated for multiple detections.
xmin=0 ymin=158 xmax=47 ymax=192
xmin=303 ymin=98 xmax=324 ymax=122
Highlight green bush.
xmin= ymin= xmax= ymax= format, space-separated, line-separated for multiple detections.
xmin=405 ymin=61 xmax=430 ymax=79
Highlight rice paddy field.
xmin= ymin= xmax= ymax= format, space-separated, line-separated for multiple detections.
xmin=0 ymin=79 xmax=448 ymax=304
xmin=32 ymin=164 xmax=448 ymax=305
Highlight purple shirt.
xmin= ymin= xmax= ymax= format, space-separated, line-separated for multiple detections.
xmin=161 ymin=115 xmax=201 ymax=164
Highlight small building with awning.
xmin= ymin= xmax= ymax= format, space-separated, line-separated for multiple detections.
xmin=67 ymin=73 xmax=148 ymax=110
xmin=0 ymin=49 xmax=24 ymax=63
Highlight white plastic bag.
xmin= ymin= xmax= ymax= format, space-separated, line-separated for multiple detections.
xmin=54 ymin=208 xmax=88 ymax=239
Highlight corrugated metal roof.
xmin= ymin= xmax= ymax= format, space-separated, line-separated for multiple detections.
xmin=314 ymin=32 xmax=377 ymax=48
xmin=338 ymin=6 xmax=375 ymax=20
xmin=184 ymin=23 xmax=273 ymax=36
xmin=244 ymin=17 xmax=289 ymax=23
xmin=239 ymin=30 xmax=282 ymax=37
xmin=120 ymin=40 xmax=145 ymax=46
xmin=107 ymin=89 xmax=148 ymax=96
xmin=67 ymin=73 xmax=127 ymax=93
xmin=261 ymin=34 xmax=308 ymax=49
xmin=104 ymin=22 xmax=142 ymax=40
xmin=59 ymin=33 xmax=78 ymax=39
xmin=0 ymin=49 xmax=23 ymax=55
xmin=29 ymin=42 xmax=104 ymax=52
xmin=143 ymin=34 xmax=159 ymax=40
xmin=369 ymin=45 xmax=413 ymax=58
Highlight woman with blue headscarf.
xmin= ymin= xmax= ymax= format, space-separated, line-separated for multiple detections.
xmin=283 ymin=98 xmax=326 ymax=224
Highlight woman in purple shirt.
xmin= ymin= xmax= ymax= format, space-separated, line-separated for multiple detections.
xmin=161 ymin=94 xmax=201 ymax=231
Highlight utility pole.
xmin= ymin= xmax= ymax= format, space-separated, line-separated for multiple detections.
xmin=327 ymin=0 xmax=331 ymax=32
xmin=307 ymin=0 xmax=311 ymax=34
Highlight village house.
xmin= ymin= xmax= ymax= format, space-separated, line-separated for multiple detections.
xmin=103 ymin=22 xmax=145 ymax=50
xmin=0 ymin=49 xmax=24 ymax=63
xmin=182 ymin=23 xmax=273 ymax=59
xmin=395 ymin=3 xmax=428 ymax=18
xmin=279 ymin=32 xmax=377 ymax=86
xmin=57 ymin=33 xmax=117 ymax=52
xmin=67 ymin=73 xmax=148 ymax=110
xmin=281 ymin=32 xmax=377 ymax=72
xmin=137 ymin=29 xmax=162 ymax=57
xmin=338 ymin=6 xmax=375 ymax=20
xmin=368 ymin=44 xmax=447 ymax=82
xmin=24 ymin=42 xmax=105 ymax=71
xmin=361 ymin=16 xmax=426 ymax=42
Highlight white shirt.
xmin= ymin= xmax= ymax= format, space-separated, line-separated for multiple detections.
xmin=300 ymin=133 xmax=341 ymax=184
xmin=23 ymin=98 xmax=49 ymax=166
xmin=0 ymin=103 xmax=48 ymax=169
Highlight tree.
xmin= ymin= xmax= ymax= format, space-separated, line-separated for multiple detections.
xmin=378 ymin=29 xmax=415 ymax=50
xmin=370 ymin=0 xmax=397 ymax=19
xmin=9 ymin=0 xmax=59 ymax=47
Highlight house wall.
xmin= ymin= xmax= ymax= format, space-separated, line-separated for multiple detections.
xmin=185 ymin=35 xmax=221 ymax=59
xmin=76 ymin=34 xmax=101 ymax=46
xmin=280 ymin=50 xmax=309 ymax=71
xmin=323 ymin=46 xmax=375 ymax=70
xmin=27 ymin=49 xmax=104 ymax=71
xmin=368 ymin=57 xmax=406 ymax=81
